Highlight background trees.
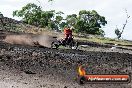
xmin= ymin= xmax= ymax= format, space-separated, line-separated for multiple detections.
xmin=115 ymin=9 xmax=130 ymax=39
xmin=49 ymin=11 xmax=64 ymax=30
xmin=0 ymin=12 xmax=5 ymax=29
xmin=13 ymin=3 xmax=107 ymax=35
xmin=13 ymin=3 xmax=54 ymax=27
xmin=74 ymin=10 xmax=107 ymax=35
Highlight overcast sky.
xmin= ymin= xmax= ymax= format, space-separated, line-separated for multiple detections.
xmin=0 ymin=0 xmax=132 ymax=40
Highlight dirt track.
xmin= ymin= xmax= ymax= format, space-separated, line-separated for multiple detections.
xmin=0 ymin=30 xmax=132 ymax=88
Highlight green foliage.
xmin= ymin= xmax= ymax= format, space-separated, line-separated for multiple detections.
xmin=115 ymin=28 xmax=121 ymax=39
xmin=13 ymin=3 xmax=54 ymax=27
xmin=0 ymin=12 xmax=5 ymax=30
xmin=66 ymin=14 xmax=77 ymax=27
xmin=48 ymin=11 xmax=64 ymax=30
xmin=13 ymin=3 xmax=107 ymax=35
xmin=74 ymin=10 xmax=107 ymax=35
xmin=0 ymin=12 xmax=3 ymax=18
xmin=13 ymin=3 xmax=65 ymax=30
xmin=64 ymin=10 xmax=107 ymax=35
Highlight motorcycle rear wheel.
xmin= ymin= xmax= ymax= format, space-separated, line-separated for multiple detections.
xmin=51 ymin=42 xmax=59 ymax=49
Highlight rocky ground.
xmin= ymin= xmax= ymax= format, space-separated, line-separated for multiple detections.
xmin=0 ymin=31 xmax=132 ymax=88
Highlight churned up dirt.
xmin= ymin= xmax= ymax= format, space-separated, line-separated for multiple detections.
xmin=3 ymin=32 xmax=57 ymax=48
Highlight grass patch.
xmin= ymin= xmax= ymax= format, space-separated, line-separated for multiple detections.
xmin=75 ymin=36 xmax=132 ymax=46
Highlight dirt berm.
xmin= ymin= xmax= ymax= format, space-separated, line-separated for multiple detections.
xmin=0 ymin=41 xmax=131 ymax=88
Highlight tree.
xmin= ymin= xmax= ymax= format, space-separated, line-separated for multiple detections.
xmin=0 ymin=12 xmax=5 ymax=29
xmin=48 ymin=11 xmax=64 ymax=30
xmin=46 ymin=1 xmax=107 ymax=35
xmin=39 ymin=10 xmax=54 ymax=27
xmin=54 ymin=11 xmax=64 ymax=30
xmin=13 ymin=3 xmax=107 ymax=35
xmin=13 ymin=3 xmax=65 ymax=30
xmin=67 ymin=10 xmax=107 ymax=35
xmin=13 ymin=3 xmax=54 ymax=27
xmin=115 ymin=26 xmax=121 ymax=39
xmin=115 ymin=9 xmax=130 ymax=39
xmin=0 ymin=12 xmax=3 ymax=17
xmin=13 ymin=3 xmax=41 ymax=25
xmin=66 ymin=14 xmax=77 ymax=27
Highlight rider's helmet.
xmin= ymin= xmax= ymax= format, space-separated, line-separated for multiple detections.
xmin=64 ymin=25 xmax=68 ymax=28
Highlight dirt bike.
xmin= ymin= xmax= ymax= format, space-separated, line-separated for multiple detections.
xmin=51 ymin=37 xmax=78 ymax=49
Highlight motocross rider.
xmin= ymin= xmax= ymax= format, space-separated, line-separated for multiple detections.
xmin=63 ymin=26 xmax=73 ymax=44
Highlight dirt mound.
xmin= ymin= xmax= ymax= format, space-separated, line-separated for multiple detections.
xmin=0 ymin=31 xmax=132 ymax=88
xmin=0 ymin=41 xmax=131 ymax=88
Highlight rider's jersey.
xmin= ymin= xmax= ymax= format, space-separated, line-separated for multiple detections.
xmin=64 ymin=28 xmax=72 ymax=37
